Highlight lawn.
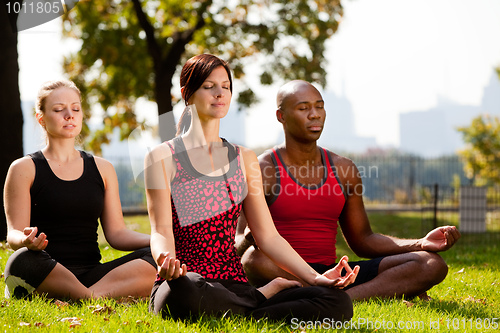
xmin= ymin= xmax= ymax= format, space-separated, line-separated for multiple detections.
xmin=1 ymin=212 xmax=499 ymax=332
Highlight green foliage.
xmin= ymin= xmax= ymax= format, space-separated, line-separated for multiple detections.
xmin=62 ymin=0 xmax=343 ymax=152
xmin=457 ymin=115 xmax=500 ymax=185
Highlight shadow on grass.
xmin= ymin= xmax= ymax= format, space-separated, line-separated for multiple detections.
xmin=422 ymin=298 xmax=497 ymax=322
xmin=357 ymin=297 xmax=496 ymax=323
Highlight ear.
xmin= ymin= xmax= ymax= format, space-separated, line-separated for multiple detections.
xmin=35 ymin=112 xmax=45 ymax=127
xmin=276 ymin=108 xmax=285 ymax=124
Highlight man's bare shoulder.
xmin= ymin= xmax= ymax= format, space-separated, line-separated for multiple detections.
xmin=324 ymin=149 xmax=356 ymax=169
xmin=324 ymin=148 xmax=361 ymax=183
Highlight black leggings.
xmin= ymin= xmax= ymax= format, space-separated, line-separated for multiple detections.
xmin=149 ymin=272 xmax=353 ymax=322
xmin=4 ymin=247 xmax=155 ymax=298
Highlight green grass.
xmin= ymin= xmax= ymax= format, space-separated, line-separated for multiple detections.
xmin=1 ymin=212 xmax=499 ymax=332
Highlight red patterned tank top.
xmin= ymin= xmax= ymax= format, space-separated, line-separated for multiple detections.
xmin=167 ymin=137 xmax=248 ymax=282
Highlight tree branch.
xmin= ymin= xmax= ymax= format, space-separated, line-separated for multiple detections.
xmin=131 ymin=0 xmax=162 ymax=68
xmin=161 ymin=0 xmax=212 ymax=78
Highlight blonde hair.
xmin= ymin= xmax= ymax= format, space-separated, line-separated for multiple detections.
xmin=36 ymin=80 xmax=81 ymax=114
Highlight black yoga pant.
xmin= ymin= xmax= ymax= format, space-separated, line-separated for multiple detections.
xmin=149 ymin=272 xmax=353 ymax=322
xmin=4 ymin=247 xmax=155 ymax=298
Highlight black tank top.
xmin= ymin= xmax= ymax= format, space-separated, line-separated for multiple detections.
xmin=29 ymin=150 xmax=104 ymax=267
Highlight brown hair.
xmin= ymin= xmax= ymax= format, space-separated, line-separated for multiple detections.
xmin=36 ymin=79 xmax=81 ymax=114
xmin=176 ymin=54 xmax=232 ymax=136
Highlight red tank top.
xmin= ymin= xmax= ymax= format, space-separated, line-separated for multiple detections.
xmin=268 ymin=148 xmax=345 ymax=265
xmin=167 ymin=137 xmax=248 ymax=282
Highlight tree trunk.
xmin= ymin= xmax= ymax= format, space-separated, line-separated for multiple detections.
xmin=155 ymin=73 xmax=176 ymax=143
xmin=154 ymin=44 xmax=188 ymax=143
xmin=0 ymin=4 xmax=24 ymax=240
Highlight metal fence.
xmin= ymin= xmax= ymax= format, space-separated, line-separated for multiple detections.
xmin=419 ymin=184 xmax=500 ymax=242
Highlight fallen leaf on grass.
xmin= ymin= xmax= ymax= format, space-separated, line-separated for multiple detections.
xmin=19 ymin=321 xmax=47 ymax=328
xmin=60 ymin=317 xmax=82 ymax=327
xmin=136 ymin=320 xmax=150 ymax=326
xmin=54 ymin=299 xmax=69 ymax=307
xmin=464 ymin=296 xmax=486 ymax=304
xmin=88 ymin=304 xmax=114 ymax=315
xmin=116 ymin=296 xmax=147 ymax=305
xmin=402 ymin=300 xmax=415 ymax=307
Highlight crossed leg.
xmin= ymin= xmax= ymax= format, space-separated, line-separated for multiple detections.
xmin=345 ymin=251 xmax=447 ymax=300
xmin=36 ymin=259 xmax=156 ymax=300
xmin=241 ymin=247 xmax=448 ymax=300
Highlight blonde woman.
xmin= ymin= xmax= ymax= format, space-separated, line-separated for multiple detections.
xmin=4 ymin=80 xmax=156 ymax=300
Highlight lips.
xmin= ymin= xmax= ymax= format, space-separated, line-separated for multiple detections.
xmin=308 ymin=123 xmax=323 ymax=131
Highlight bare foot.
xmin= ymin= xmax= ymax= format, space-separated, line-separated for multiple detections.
xmin=257 ymin=277 xmax=302 ymax=299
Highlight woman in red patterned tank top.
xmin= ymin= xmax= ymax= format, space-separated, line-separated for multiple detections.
xmin=146 ymin=54 xmax=359 ymax=322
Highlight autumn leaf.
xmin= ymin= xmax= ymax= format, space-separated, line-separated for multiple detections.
xmin=464 ymin=296 xmax=487 ymax=304
xmin=88 ymin=304 xmax=114 ymax=315
xmin=54 ymin=299 xmax=70 ymax=307
xmin=60 ymin=317 xmax=82 ymax=327
xmin=136 ymin=319 xmax=150 ymax=326
xmin=403 ymin=300 xmax=415 ymax=307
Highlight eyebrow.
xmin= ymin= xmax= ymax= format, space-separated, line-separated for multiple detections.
xmin=295 ymin=99 xmax=324 ymax=106
xmin=51 ymin=101 xmax=81 ymax=106
xmin=204 ymin=80 xmax=231 ymax=84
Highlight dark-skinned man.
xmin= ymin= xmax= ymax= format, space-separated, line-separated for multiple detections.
xmin=236 ymin=80 xmax=460 ymax=300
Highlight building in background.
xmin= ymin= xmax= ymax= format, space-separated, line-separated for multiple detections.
xmin=400 ymin=72 xmax=500 ymax=157
xmin=319 ymin=90 xmax=377 ymax=153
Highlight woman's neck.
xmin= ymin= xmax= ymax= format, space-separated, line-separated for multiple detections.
xmin=183 ymin=118 xmax=221 ymax=150
xmin=42 ymin=139 xmax=79 ymax=162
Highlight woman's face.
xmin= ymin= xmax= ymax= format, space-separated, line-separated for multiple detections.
xmin=37 ymin=87 xmax=83 ymax=139
xmin=187 ymin=66 xmax=232 ymax=121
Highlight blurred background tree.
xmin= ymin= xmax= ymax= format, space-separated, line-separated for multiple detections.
xmin=0 ymin=1 xmax=24 ymax=240
xmin=457 ymin=114 xmax=500 ymax=186
xmin=62 ymin=0 xmax=343 ymax=152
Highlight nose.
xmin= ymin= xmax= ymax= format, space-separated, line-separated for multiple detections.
xmin=309 ymin=107 xmax=321 ymax=119
xmin=64 ymin=108 xmax=74 ymax=119
xmin=214 ymin=87 xmax=224 ymax=98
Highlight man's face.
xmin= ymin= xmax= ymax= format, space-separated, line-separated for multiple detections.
xmin=279 ymin=84 xmax=326 ymax=143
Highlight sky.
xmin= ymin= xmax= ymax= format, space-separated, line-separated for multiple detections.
xmin=17 ymin=0 xmax=500 ymax=150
